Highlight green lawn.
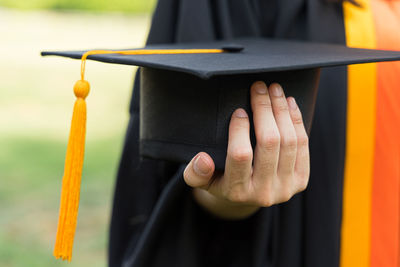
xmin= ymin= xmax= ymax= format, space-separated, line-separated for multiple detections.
xmin=0 ymin=8 xmax=151 ymax=266
xmin=0 ymin=136 xmax=120 ymax=267
xmin=0 ymin=0 xmax=156 ymax=13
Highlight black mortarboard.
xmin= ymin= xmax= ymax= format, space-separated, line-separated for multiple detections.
xmin=42 ymin=38 xmax=400 ymax=260
xmin=43 ymin=38 xmax=400 ymax=169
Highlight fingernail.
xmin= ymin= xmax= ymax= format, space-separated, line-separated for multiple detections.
xmin=288 ymin=97 xmax=297 ymax=110
xmin=254 ymin=81 xmax=267 ymax=94
xmin=271 ymin=84 xmax=283 ymax=97
xmin=234 ymin=108 xmax=248 ymax=118
xmin=194 ymin=155 xmax=211 ymax=176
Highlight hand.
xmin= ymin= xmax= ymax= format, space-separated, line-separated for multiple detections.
xmin=183 ymin=81 xmax=310 ymax=219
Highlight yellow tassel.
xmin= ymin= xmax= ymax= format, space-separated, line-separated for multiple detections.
xmin=53 ymin=79 xmax=89 ymax=261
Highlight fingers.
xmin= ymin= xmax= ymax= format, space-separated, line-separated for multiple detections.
xmin=268 ymin=83 xmax=297 ymax=177
xmin=220 ymin=108 xmax=253 ymax=200
xmin=287 ymin=97 xmax=310 ymax=191
xmin=183 ymin=152 xmax=215 ymax=189
xmin=250 ymin=82 xmax=308 ymax=204
xmin=250 ymin=82 xmax=280 ymax=189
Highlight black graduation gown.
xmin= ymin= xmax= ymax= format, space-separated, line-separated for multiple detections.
xmin=108 ymin=1 xmax=348 ymax=266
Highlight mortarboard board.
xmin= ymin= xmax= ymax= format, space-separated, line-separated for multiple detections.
xmin=42 ymin=37 xmax=400 ymax=261
xmin=43 ymin=38 xmax=400 ymax=169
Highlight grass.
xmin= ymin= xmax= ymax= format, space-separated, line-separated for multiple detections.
xmin=0 ymin=8 xmax=151 ymax=266
xmin=0 ymin=0 xmax=157 ymax=13
xmin=0 ymin=136 xmax=120 ymax=267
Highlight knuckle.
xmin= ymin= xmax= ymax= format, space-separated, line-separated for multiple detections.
xmin=255 ymin=99 xmax=272 ymax=109
xmin=257 ymin=195 xmax=274 ymax=207
xmin=297 ymin=134 xmax=309 ymax=147
xmin=258 ymin=131 xmax=280 ymax=151
xmin=296 ymin=171 xmax=310 ymax=192
xmin=225 ymin=189 xmax=248 ymax=203
xmin=228 ymin=147 xmax=253 ymax=163
xmin=291 ymin=113 xmax=304 ymax=125
xmin=271 ymin=180 xmax=295 ymax=204
xmin=281 ymin=135 xmax=297 ymax=149
xmin=254 ymin=184 xmax=275 ymax=207
xmin=274 ymin=103 xmax=289 ymax=114
xmin=297 ymin=177 xmax=309 ymax=192
xmin=279 ymin=188 xmax=294 ymax=203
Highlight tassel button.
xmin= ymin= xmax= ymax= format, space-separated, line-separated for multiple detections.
xmin=74 ymin=80 xmax=90 ymax=99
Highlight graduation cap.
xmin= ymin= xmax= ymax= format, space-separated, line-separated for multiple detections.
xmin=42 ymin=37 xmax=400 ymax=261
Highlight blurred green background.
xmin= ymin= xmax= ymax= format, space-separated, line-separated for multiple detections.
xmin=0 ymin=1 xmax=156 ymax=266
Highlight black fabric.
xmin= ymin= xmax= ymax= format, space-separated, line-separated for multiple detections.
xmin=140 ymin=67 xmax=319 ymax=169
xmin=109 ymin=0 xmax=348 ymax=267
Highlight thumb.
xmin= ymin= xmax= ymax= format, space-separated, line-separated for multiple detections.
xmin=183 ymin=152 xmax=215 ymax=188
